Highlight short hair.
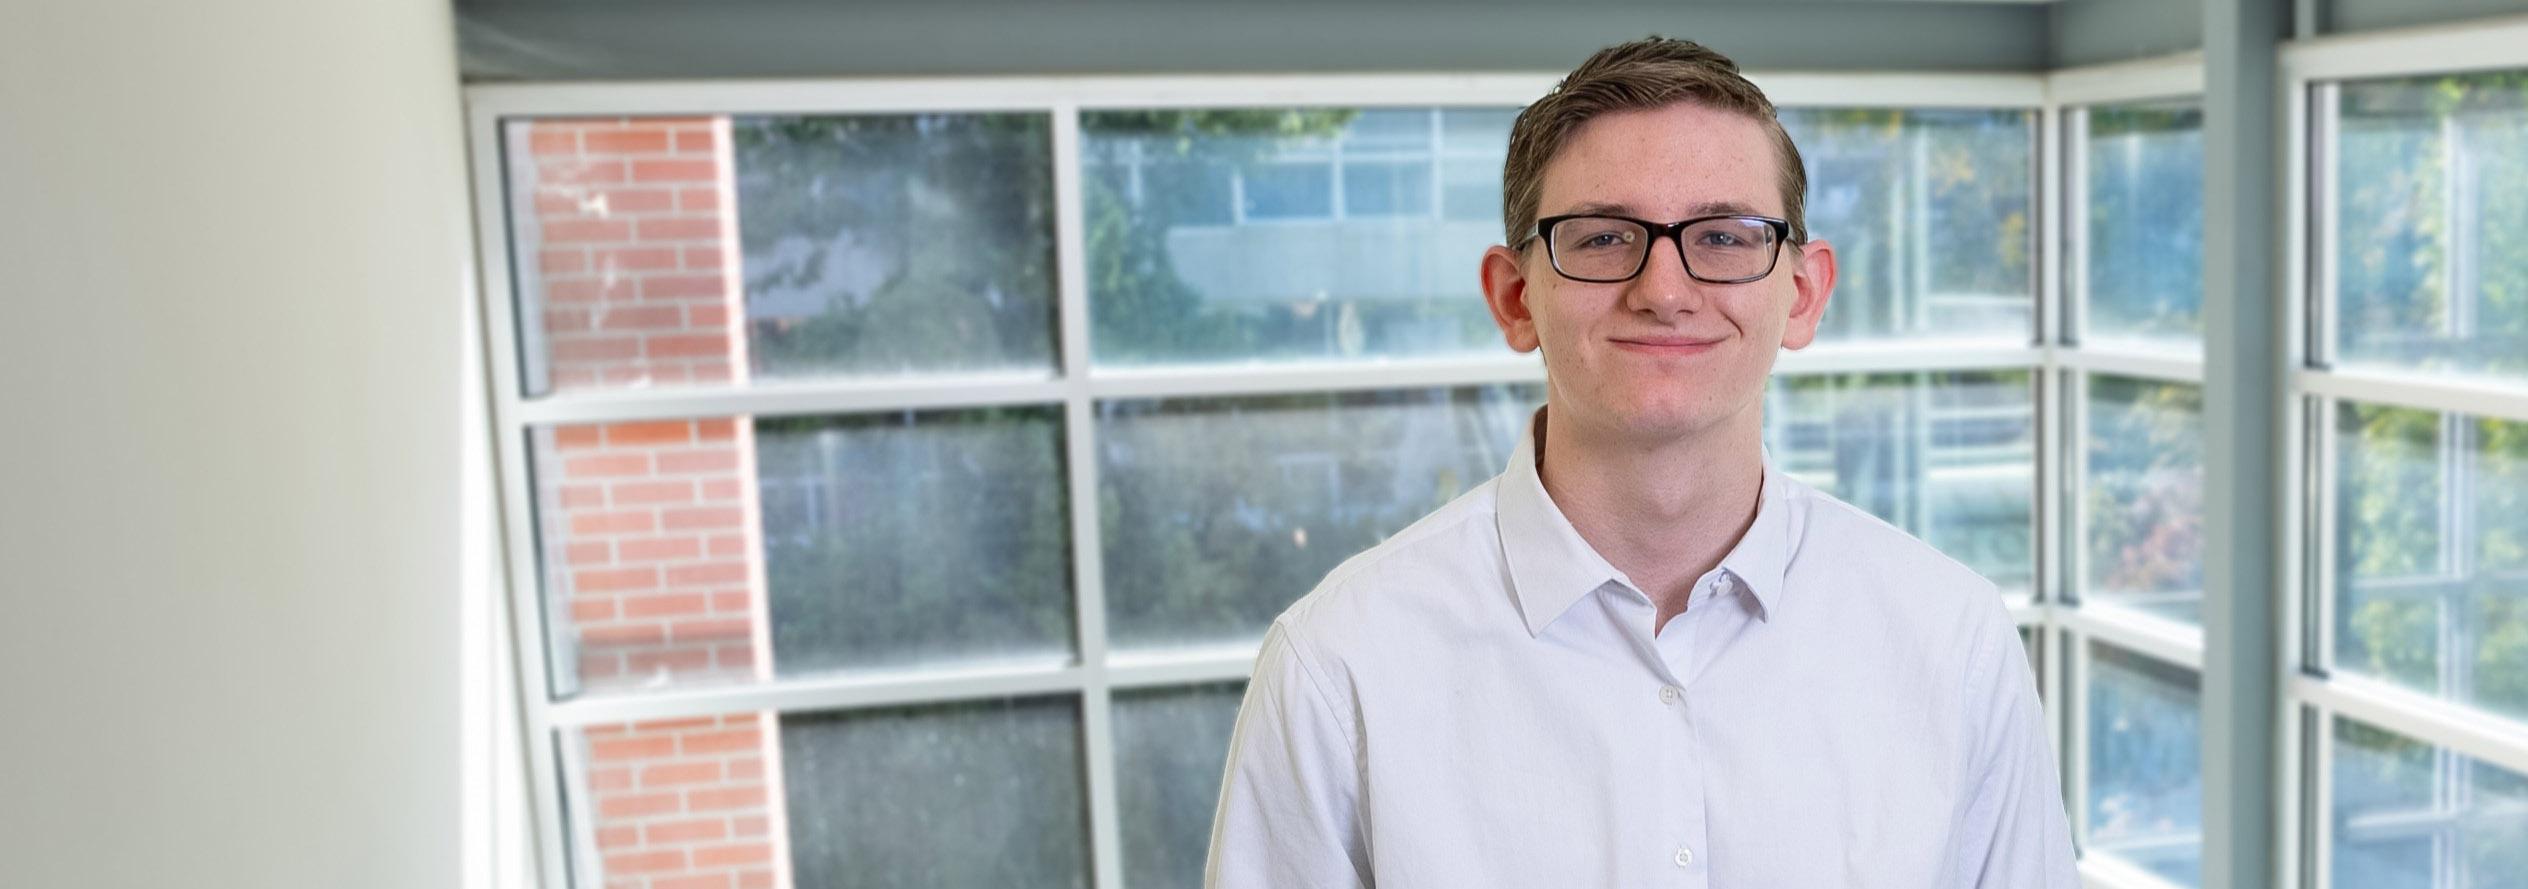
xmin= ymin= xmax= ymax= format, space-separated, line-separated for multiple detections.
xmin=1502 ymin=36 xmax=1809 ymax=248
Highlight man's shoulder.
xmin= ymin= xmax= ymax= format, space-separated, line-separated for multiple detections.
xmin=1272 ymin=476 xmax=1509 ymax=651
xmin=1775 ymin=472 xmax=2002 ymax=601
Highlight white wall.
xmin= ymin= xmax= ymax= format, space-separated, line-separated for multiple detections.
xmin=0 ymin=1 xmax=476 ymax=887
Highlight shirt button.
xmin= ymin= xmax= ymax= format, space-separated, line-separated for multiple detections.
xmin=1658 ymin=686 xmax=1681 ymax=705
xmin=1674 ymin=846 xmax=1695 ymax=867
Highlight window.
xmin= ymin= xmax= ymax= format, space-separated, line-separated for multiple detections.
xmin=2058 ymin=93 xmax=2210 ymax=887
xmin=479 ymin=82 xmax=2046 ymax=889
xmin=2300 ymin=61 xmax=2528 ymax=889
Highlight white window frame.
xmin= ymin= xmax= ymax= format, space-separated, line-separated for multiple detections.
xmin=2282 ymin=17 xmax=2528 ymax=889
xmin=467 ymin=70 xmax=2070 ymax=889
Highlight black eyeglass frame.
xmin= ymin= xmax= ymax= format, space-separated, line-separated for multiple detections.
xmin=1523 ymin=213 xmax=1795 ymax=285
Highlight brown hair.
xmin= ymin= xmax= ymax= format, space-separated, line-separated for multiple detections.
xmin=1502 ymin=36 xmax=1809 ymax=247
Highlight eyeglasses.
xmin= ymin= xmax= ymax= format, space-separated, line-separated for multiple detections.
xmin=1524 ymin=213 xmax=1793 ymax=284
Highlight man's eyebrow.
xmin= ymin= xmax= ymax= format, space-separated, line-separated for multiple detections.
xmin=1549 ymin=200 xmax=1771 ymax=219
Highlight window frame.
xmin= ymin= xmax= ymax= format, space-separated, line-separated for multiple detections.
xmin=466 ymin=70 xmax=2054 ymax=889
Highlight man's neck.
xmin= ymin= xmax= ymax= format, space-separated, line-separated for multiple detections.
xmin=1535 ymin=404 xmax=1765 ymax=634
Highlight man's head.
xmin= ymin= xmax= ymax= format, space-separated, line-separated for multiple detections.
xmin=1481 ymin=36 xmax=1836 ymax=447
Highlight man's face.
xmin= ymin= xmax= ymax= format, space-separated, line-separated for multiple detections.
xmin=1481 ymin=101 xmax=1836 ymax=444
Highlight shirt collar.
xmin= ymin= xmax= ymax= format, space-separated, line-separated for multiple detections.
xmin=1495 ymin=409 xmax=1795 ymax=637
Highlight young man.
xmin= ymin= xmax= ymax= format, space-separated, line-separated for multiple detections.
xmin=1204 ymin=38 xmax=2077 ymax=888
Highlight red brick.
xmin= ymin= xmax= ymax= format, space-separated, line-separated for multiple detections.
xmin=645 ymin=816 xmax=732 ymax=844
xmin=663 ymin=507 xmax=743 ymax=531
xmin=682 ymin=728 xmax=761 ymax=755
xmin=688 ymin=304 xmax=732 ymax=328
xmin=558 ymin=484 xmax=609 ymax=511
xmin=707 ymin=535 xmax=749 ymax=557
xmin=656 ymin=875 xmax=734 ymax=889
xmin=563 ymin=453 xmax=651 ymax=478
xmin=672 ymin=619 xmax=751 ymax=644
xmin=542 ymin=218 xmax=633 ymax=244
xmin=738 ymin=870 xmax=774 ymax=889
xmin=562 ymin=539 xmax=611 ymax=564
xmin=604 ymin=420 xmax=695 ymax=447
xmin=569 ymin=509 xmax=655 ymax=536
xmin=641 ymin=761 xmax=723 ymax=787
xmin=642 ymin=275 xmax=727 ymax=301
xmin=666 ymin=562 xmax=748 ymax=586
xmin=694 ymin=420 xmax=738 ymax=441
xmin=577 ymin=654 xmax=623 ymax=679
xmin=579 ymin=623 xmax=666 ymax=648
xmin=627 ymin=648 xmax=714 ymax=674
xmin=678 ymin=188 xmax=720 ymax=212
xmin=597 ymin=246 xmax=680 ymax=271
xmin=711 ymin=591 xmax=751 ymax=613
xmin=714 ymin=643 xmax=757 ymax=669
xmin=727 ymin=757 xmax=764 ymax=781
xmin=588 ymin=735 xmax=677 ymax=762
xmin=623 ymin=593 xmax=709 ymax=618
xmin=570 ymin=599 xmax=616 ymax=622
xmin=691 ymin=361 xmax=736 ymax=384
xmin=594 ymin=824 xmax=639 ymax=849
xmin=658 ymin=450 xmax=739 ymax=474
xmin=599 ymin=187 xmax=679 ymax=213
xmin=603 ymin=849 xmax=687 ymax=874
xmin=544 ymin=278 xmax=637 ymax=304
xmin=693 ymin=843 xmax=773 ymax=868
xmin=731 ymin=815 xmax=769 ymax=838
xmin=589 ymin=767 xmax=634 ymax=794
xmin=528 ymin=129 xmax=579 ymax=156
xmin=583 ymin=129 xmax=673 ymax=154
xmin=595 ymin=791 xmax=679 ymax=819
xmin=550 ymin=336 xmax=641 ymax=363
xmin=634 ymin=159 xmax=719 ymax=183
xmin=687 ymin=785 xmax=767 ymax=811
xmin=544 ymin=159 xmax=627 ymax=185
xmin=631 ymin=715 xmax=720 ymax=733
xmin=684 ymin=246 xmax=726 ymax=270
xmin=673 ymin=128 xmax=718 ymax=154
xmin=619 ymin=536 xmax=705 ymax=562
xmin=638 ymin=217 xmax=723 ymax=241
xmin=574 ymin=566 xmax=659 ymax=594
xmin=698 ymin=478 xmax=742 ymax=502
xmin=592 ymin=304 xmax=686 ymax=331
xmin=537 ymin=248 xmax=587 ymax=274
xmin=552 ymin=426 xmax=604 ymax=450
xmin=614 ymin=480 xmax=697 ymax=506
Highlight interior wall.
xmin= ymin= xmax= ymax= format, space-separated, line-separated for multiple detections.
xmin=2050 ymin=0 xmax=2204 ymax=67
xmin=2321 ymin=0 xmax=2528 ymax=33
xmin=0 ymin=1 xmax=474 ymax=887
xmin=455 ymin=0 xmax=2053 ymax=80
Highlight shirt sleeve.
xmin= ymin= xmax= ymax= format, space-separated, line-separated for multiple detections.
xmin=1204 ymin=621 xmax=1371 ymax=889
xmin=1951 ymin=601 xmax=2080 ymax=889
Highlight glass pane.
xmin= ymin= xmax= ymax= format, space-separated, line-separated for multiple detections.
xmin=2334 ymin=73 xmax=2528 ymax=381
xmin=1115 ymin=683 xmax=1247 ymax=889
xmin=756 ymin=408 xmax=1074 ymax=677
xmin=2330 ymin=716 xmax=2528 ymax=889
xmin=2084 ymin=102 xmax=2205 ymax=346
xmin=2085 ymin=642 xmax=2203 ymax=887
xmin=782 ymin=697 xmax=1089 ymax=889
xmin=2334 ymin=402 xmax=2528 ymax=722
xmin=1081 ymin=107 xmax=1515 ymax=366
xmin=1099 ymin=385 xmax=1537 ymax=650
xmin=1782 ymin=108 xmax=2036 ymax=344
xmin=503 ymin=113 xmax=1056 ymax=396
xmin=529 ymin=408 xmax=1073 ymax=697
xmin=1766 ymin=371 xmax=2036 ymax=594
xmin=2083 ymin=376 xmax=2206 ymax=624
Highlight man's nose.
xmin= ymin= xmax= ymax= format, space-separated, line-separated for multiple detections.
xmin=1624 ymin=234 xmax=1709 ymax=320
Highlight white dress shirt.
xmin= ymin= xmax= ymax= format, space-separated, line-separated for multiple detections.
xmin=1205 ymin=417 xmax=2077 ymax=888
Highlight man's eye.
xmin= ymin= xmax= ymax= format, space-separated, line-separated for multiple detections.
xmin=1695 ymin=231 xmax=1747 ymax=248
xmin=1575 ymin=230 xmax=1634 ymax=249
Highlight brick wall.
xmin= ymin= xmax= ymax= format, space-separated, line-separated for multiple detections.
xmin=517 ymin=116 xmax=792 ymax=889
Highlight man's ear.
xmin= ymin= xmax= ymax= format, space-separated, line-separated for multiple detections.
xmin=1482 ymin=244 xmax=1542 ymax=353
xmin=1779 ymin=237 xmax=1836 ymax=351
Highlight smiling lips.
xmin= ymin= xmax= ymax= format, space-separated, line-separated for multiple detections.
xmin=1608 ymin=335 xmax=1725 ymax=356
